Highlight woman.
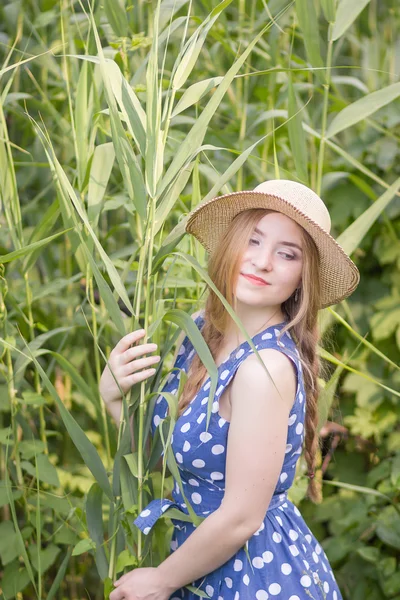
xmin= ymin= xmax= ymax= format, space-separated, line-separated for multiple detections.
xmin=100 ymin=179 xmax=360 ymax=600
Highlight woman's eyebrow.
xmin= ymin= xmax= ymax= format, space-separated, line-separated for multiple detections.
xmin=254 ymin=227 xmax=303 ymax=252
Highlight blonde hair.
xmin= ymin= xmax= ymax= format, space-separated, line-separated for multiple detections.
xmin=178 ymin=208 xmax=323 ymax=503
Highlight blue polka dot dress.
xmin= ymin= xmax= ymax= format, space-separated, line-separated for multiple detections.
xmin=134 ymin=311 xmax=343 ymax=600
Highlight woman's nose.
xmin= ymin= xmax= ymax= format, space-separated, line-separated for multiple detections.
xmin=252 ymin=250 xmax=273 ymax=271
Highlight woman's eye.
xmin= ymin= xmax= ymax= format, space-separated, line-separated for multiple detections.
xmin=249 ymin=238 xmax=259 ymax=245
xmin=279 ymin=252 xmax=295 ymax=260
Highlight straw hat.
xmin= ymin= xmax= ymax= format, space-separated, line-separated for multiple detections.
xmin=185 ymin=179 xmax=360 ymax=308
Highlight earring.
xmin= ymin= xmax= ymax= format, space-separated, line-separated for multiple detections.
xmin=294 ymin=288 xmax=299 ymax=302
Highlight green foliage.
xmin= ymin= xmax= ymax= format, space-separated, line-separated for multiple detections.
xmin=0 ymin=0 xmax=399 ymax=598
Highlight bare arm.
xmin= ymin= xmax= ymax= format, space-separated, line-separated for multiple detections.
xmin=156 ymin=348 xmax=296 ymax=594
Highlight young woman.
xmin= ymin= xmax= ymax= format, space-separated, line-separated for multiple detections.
xmin=100 ymin=179 xmax=360 ymax=600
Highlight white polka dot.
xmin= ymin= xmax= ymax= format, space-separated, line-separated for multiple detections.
xmin=252 ymin=556 xmax=264 ymax=569
xmin=212 ymin=401 xmax=219 ymax=413
xmin=294 ymin=506 xmax=301 ymax=516
xmin=183 ymin=406 xmax=192 ymax=416
xmin=211 ymin=444 xmax=225 ymax=455
xmin=296 ymin=422 xmax=303 ymax=435
xmin=289 ymin=544 xmax=299 ymax=556
xmin=192 ymin=459 xmax=205 ymax=468
xmin=324 ymin=581 xmax=330 ymax=593
xmin=181 ymin=422 xmax=190 ymax=433
xmin=201 ymin=397 xmax=208 ymax=405
xmin=140 ymin=509 xmax=151 ymax=517
xmin=206 ymin=585 xmax=214 ymax=596
xmin=221 ymin=369 xmax=230 ymax=380
xmin=161 ymin=504 xmax=169 ymax=512
xmin=243 ymin=574 xmax=250 ymax=585
xmin=188 ymin=478 xmax=199 ymax=486
xmin=312 ymin=551 xmax=319 ymax=562
xmin=315 ymin=543 xmax=322 ymax=554
xmin=305 ymin=534 xmax=312 ymax=543
xmin=204 ymin=381 xmax=211 ymax=390
xmin=289 ymin=597 xmax=300 ymax=600
xmin=200 ymin=432 xmax=212 ymax=443
xmin=210 ymin=471 xmax=224 ymax=480
xmin=261 ymin=332 xmax=273 ymax=340
xmin=218 ymin=417 xmax=226 ymax=427
xmin=272 ymin=532 xmax=282 ymax=543
xmin=299 ymin=391 xmax=304 ymax=403
xmin=255 ymin=521 xmax=265 ymax=535
xmin=236 ymin=348 xmax=245 ymax=358
xmin=303 ymin=559 xmax=310 ymax=570
xmin=183 ymin=441 xmax=191 ymax=452
xmin=225 ymin=577 xmax=233 ymax=588
xmin=153 ymin=415 xmax=160 ymax=426
xmin=216 ymin=385 xmax=224 ymax=396
xmin=288 ymin=413 xmax=297 ymax=425
xmin=178 ymin=345 xmax=185 ymax=355
xmin=234 ymin=593 xmax=239 ymax=600
xmin=333 ymin=592 xmax=338 ymax=600
xmin=289 ymin=529 xmax=299 ymax=541
xmin=275 ymin=516 xmax=283 ymax=526
xmin=143 ymin=526 xmax=151 ymax=534
xmin=280 ymin=472 xmax=288 ymax=483
xmin=262 ymin=551 xmax=273 ymax=563
xmin=197 ymin=413 xmax=206 ymax=424
xmin=269 ymin=583 xmax=281 ymax=595
xmin=234 ymin=559 xmax=243 ymax=571
xmin=281 ymin=563 xmax=292 ymax=575
xmin=322 ymin=561 xmax=328 ymax=572
xmin=170 ymin=539 xmax=178 ymax=550
xmin=191 ymin=492 xmax=202 ymax=505
xmin=285 ymin=443 xmax=292 ymax=453
xmin=300 ymin=575 xmax=312 ymax=587
xmin=256 ymin=591 xmax=269 ymax=600
xmin=176 ymin=453 xmax=183 ymax=463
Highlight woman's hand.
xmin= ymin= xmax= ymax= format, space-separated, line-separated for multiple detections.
xmin=99 ymin=329 xmax=161 ymax=405
xmin=110 ymin=567 xmax=173 ymax=600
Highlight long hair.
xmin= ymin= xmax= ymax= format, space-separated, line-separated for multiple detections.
xmin=178 ymin=208 xmax=323 ymax=503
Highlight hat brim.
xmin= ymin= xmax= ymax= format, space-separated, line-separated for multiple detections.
xmin=185 ymin=191 xmax=360 ymax=309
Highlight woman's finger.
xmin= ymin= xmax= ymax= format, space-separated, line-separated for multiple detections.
xmin=114 ymin=329 xmax=146 ymax=354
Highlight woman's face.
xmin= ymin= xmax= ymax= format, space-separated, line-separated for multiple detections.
xmin=235 ymin=211 xmax=304 ymax=309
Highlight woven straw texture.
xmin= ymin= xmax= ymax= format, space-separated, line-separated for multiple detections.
xmin=185 ymin=180 xmax=360 ymax=309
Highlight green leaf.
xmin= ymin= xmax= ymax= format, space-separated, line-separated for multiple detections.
xmin=46 ymin=547 xmax=73 ymax=600
xmin=295 ymin=0 xmax=324 ymax=84
xmin=0 ymin=228 xmax=72 ymax=263
xmin=18 ymin=439 xmax=46 ymax=459
xmin=29 ymin=543 xmax=61 ymax=574
xmin=0 ymin=521 xmax=24 ymax=566
xmin=337 ymin=176 xmax=400 ymax=256
xmin=1 ymin=561 xmax=31 ymax=598
xmin=287 ymin=76 xmax=309 ymax=184
xmin=86 ymin=483 xmax=109 ymax=581
xmin=88 ymin=143 xmax=115 ymax=228
xmin=21 ymin=454 xmax=60 ymax=487
xmin=72 ymin=537 xmax=96 ymax=556
xmin=116 ymin=549 xmax=137 ymax=573
xmin=376 ymin=506 xmax=400 ymax=550
xmin=326 ymin=82 xmax=400 ymax=138
xmin=171 ymin=77 xmax=223 ymax=117
xmin=320 ymin=0 xmax=336 ymax=22
xmin=104 ymin=0 xmax=129 ymax=37
xmin=332 ymin=0 xmax=372 ymax=41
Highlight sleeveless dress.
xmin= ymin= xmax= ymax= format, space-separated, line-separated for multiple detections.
xmin=134 ymin=311 xmax=343 ymax=600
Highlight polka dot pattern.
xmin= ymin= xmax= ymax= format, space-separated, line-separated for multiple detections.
xmin=137 ymin=314 xmax=343 ymax=599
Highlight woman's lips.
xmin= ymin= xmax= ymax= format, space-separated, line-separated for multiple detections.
xmin=241 ymin=273 xmax=270 ymax=286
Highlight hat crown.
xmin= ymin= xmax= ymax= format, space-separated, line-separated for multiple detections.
xmin=253 ymin=180 xmax=331 ymax=233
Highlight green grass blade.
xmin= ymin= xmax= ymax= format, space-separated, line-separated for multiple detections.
xmin=86 ymin=483 xmax=109 ymax=580
xmin=146 ymin=0 xmax=162 ymax=198
xmin=287 ymin=76 xmax=309 ymax=184
xmin=46 ymin=547 xmax=73 ymax=600
xmin=331 ymin=0 xmax=372 ymax=41
xmin=171 ymin=77 xmax=223 ymax=118
xmin=88 ymin=142 xmax=115 ymax=228
xmin=336 ymin=176 xmax=400 ymax=255
xmin=326 ymin=82 xmax=400 ymax=138
xmin=104 ymin=0 xmax=129 ymax=38
xmin=0 ymin=228 xmax=72 ymax=263
xmin=295 ymin=0 xmax=324 ymax=84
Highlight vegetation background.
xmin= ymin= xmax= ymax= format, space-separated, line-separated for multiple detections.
xmin=0 ymin=0 xmax=399 ymax=598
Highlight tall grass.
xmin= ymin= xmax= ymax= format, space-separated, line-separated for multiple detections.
xmin=0 ymin=0 xmax=399 ymax=598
